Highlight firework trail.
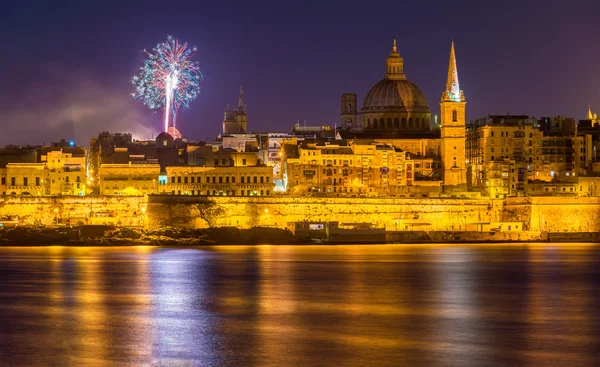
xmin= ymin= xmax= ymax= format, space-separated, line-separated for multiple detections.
xmin=132 ymin=35 xmax=202 ymax=132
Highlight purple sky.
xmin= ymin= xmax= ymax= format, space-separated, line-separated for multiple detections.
xmin=1 ymin=0 xmax=599 ymax=146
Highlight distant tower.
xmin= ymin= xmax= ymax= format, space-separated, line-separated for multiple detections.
xmin=340 ymin=93 xmax=358 ymax=129
xmin=222 ymin=87 xmax=248 ymax=135
xmin=440 ymin=41 xmax=467 ymax=189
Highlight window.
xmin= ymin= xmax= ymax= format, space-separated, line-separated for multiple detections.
xmin=219 ymin=177 xmax=223 ymax=183
xmin=394 ymin=118 xmax=399 ymax=127
xmin=214 ymin=159 xmax=218 ymax=166
xmin=24 ymin=177 xmax=28 ymax=186
xmin=260 ymin=176 xmax=264 ymax=183
xmin=1 ymin=177 xmax=5 ymax=185
xmin=177 ymin=177 xmax=181 ymax=183
xmin=491 ymin=131 xmax=494 ymax=137
xmin=222 ymin=159 xmax=226 ymax=165
xmin=253 ymin=176 xmax=258 ymax=183
xmin=452 ymin=110 xmax=457 ymax=122
xmin=226 ymin=176 xmax=229 ymax=183
xmin=35 ymin=177 xmax=40 ymax=186
xmin=171 ymin=177 xmax=175 ymax=183
xmin=232 ymin=177 xmax=236 ymax=183
xmin=191 ymin=177 xmax=195 ymax=183
xmin=212 ymin=176 xmax=216 ymax=183
xmin=65 ymin=176 xmax=69 ymax=183
xmin=241 ymin=177 xmax=245 ymax=183
xmin=184 ymin=177 xmax=188 ymax=184
xmin=266 ymin=190 xmax=270 ymax=195
xmin=242 ymin=159 xmax=247 ymax=165
xmin=206 ymin=177 xmax=210 ymax=183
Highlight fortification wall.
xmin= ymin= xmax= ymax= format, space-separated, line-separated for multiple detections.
xmin=147 ymin=196 xmax=497 ymax=230
xmin=503 ymin=197 xmax=600 ymax=232
xmin=0 ymin=196 xmax=145 ymax=226
xmin=1 ymin=195 xmax=599 ymax=234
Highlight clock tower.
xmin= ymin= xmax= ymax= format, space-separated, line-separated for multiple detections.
xmin=440 ymin=41 xmax=467 ymax=189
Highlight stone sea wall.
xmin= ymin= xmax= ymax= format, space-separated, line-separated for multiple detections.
xmin=1 ymin=195 xmax=599 ymax=233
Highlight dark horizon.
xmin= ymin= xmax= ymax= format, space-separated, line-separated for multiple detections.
xmin=1 ymin=0 xmax=599 ymax=146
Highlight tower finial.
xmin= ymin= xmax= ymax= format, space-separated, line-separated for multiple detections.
xmin=444 ymin=40 xmax=462 ymax=102
xmin=393 ymin=39 xmax=397 ymax=53
xmin=587 ymin=104 xmax=594 ymax=120
xmin=238 ymin=86 xmax=245 ymax=113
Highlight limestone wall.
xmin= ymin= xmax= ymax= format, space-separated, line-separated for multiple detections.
xmin=503 ymin=197 xmax=600 ymax=232
xmin=147 ymin=196 xmax=495 ymax=230
xmin=0 ymin=196 xmax=145 ymax=226
xmin=1 ymin=195 xmax=598 ymax=234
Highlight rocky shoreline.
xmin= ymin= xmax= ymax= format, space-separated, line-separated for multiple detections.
xmin=1 ymin=225 xmax=598 ymax=246
xmin=0 ymin=226 xmax=300 ymax=246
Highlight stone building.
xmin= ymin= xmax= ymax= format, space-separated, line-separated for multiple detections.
xmin=222 ymin=87 xmax=247 ymax=135
xmin=98 ymin=163 xmax=160 ymax=196
xmin=283 ymin=139 xmax=440 ymax=197
xmin=0 ymin=142 xmax=87 ymax=197
xmin=466 ymin=114 xmax=597 ymax=197
xmin=164 ymin=146 xmax=274 ymax=196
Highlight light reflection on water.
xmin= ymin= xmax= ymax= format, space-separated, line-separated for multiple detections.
xmin=0 ymin=244 xmax=598 ymax=366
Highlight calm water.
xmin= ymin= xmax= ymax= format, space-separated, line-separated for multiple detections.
xmin=0 ymin=244 xmax=599 ymax=367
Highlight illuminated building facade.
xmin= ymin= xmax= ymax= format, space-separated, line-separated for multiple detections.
xmin=284 ymin=140 xmax=440 ymax=197
xmin=0 ymin=142 xmax=87 ymax=197
xmin=98 ymin=163 xmax=160 ymax=196
xmin=163 ymin=165 xmax=274 ymax=196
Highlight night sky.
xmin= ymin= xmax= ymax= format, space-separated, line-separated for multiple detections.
xmin=1 ymin=0 xmax=599 ymax=146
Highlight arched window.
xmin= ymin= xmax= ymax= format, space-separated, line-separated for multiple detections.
xmin=380 ymin=118 xmax=385 ymax=129
xmin=387 ymin=118 xmax=392 ymax=128
xmin=452 ymin=110 xmax=457 ymax=122
xmin=394 ymin=118 xmax=399 ymax=128
xmin=408 ymin=118 xmax=413 ymax=128
xmin=401 ymin=118 xmax=406 ymax=128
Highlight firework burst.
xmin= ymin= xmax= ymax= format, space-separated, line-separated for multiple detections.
xmin=132 ymin=35 xmax=202 ymax=132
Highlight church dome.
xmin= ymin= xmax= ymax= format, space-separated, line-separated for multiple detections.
xmin=358 ymin=40 xmax=431 ymax=132
xmin=361 ymin=78 xmax=429 ymax=112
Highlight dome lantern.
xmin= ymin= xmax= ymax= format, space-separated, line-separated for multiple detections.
xmin=385 ymin=39 xmax=405 ymax=80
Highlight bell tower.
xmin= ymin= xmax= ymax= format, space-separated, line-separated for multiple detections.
xmin=440 ymin=41 xmax=467 ymax=189
xmin=340 ymin=93 xmax=357 ymax=129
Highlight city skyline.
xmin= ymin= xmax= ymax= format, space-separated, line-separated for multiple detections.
xmin=1 ymin=0 xmax=600 ymax=146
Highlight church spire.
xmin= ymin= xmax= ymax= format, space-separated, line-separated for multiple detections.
xmin=392 ymin=39 xmax=397 ymax=53
xmin=442 ymin=40 xmax=464 ymax=102
xmin=587 ymin=104 xmax=594 ymax=120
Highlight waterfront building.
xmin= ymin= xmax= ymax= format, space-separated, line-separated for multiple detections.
xmin=98 ymin=163 xmax=160 ymax=196
xmin=283 ymin=139 xmax=440 ymax=197
xmin=0 ymin=141 xmax=87 ymax=196
xmin=163 ymin=165 xmax=274 ymax=196
xmin=163 ymin=145 xmax=274 ymax=196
